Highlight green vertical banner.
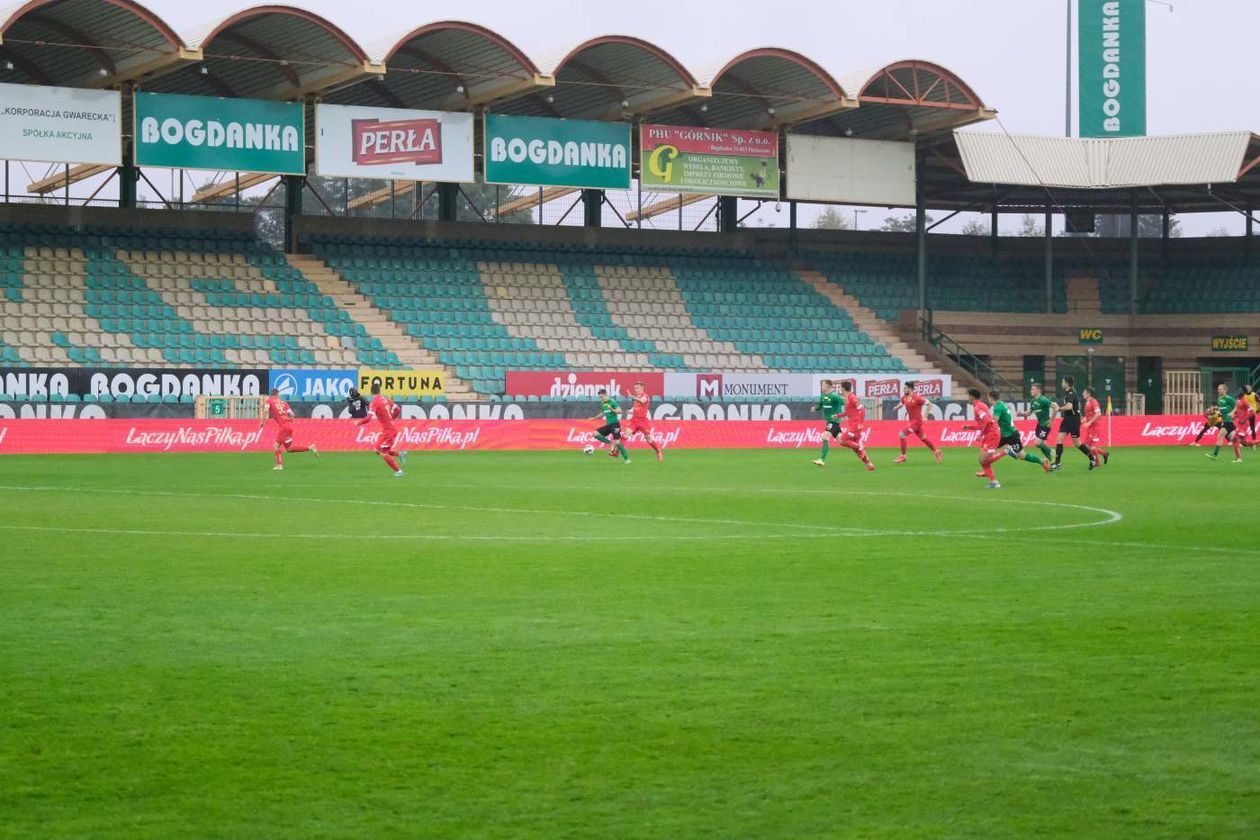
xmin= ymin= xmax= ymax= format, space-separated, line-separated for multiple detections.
xmin=1078 ymin=0 xmax=1147 ymax=137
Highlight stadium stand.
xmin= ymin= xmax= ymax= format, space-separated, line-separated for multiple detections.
xmin=802 ymin=249 xmax=1066 ymax=319
xmin=307 ymin=237 xmax=919 ymax=395
xmin=0 ymin=225 xmax=402 ymax=373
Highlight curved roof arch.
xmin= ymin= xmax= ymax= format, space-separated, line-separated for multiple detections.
xmin=329 ymin=20 xmax=543 ymax=110
xmin=147 ymin=5 xmax=374 ymax=100
xmin=501 ymin=34 xmax=705 ymax=120
xmin=0 ymin=0 xmax=186 ymax=87
xmin=794 ymin=58 xmax=994 ymax=140
xmin=667 ymin=47 xmax=855 ymax=130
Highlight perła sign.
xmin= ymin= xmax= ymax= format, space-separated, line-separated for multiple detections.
xmin=484 ymin=114 xmax=630 ymax=190
xmin=135 ymin=92 xmax=305 ymax=174
xmin=314 ymin=105 xmax=474 ymax=182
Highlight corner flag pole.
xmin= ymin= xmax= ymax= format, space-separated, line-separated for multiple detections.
xmin=1107 ymin=395 xmax=1114 ymax=448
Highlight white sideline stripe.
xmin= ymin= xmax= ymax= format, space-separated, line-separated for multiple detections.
xmin=0 ymin=524 xmax=796 ymax=542
xmin=0 ymin=484 xmax=872 ymax=537
xmin=0 ymin=483 xmax=1122 ymax=539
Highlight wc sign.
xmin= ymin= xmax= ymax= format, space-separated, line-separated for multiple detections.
xmin=1079 ymin=327 xmax=1105 ymax=345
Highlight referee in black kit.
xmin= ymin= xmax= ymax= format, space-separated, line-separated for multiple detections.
xmin=1051 ymin=375 xmax=1095 ymax=471
xmin=346 ymin=387 xmax=369 ymax=419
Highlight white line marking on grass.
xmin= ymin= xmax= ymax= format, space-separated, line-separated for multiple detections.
xmin=232 ymin=480 xmax=1125 ymax=536
xmin=0 ymin=524 xmax=800 ymax=542
xmin=0 ymin=483 xmax=1122 ymax=540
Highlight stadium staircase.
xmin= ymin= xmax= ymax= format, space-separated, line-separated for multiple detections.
xmin=1065 ymin=275 xmax=1102 ymax=314
xmin=795 ymin=269 xmax=949 ymax=383
xmin=0 ymin=227 xmax=403 ymax=373
xmin=285 ymin=254 xmax=474 ymax=397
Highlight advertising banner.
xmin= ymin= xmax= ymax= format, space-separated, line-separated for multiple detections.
xmin=639 ymin=124 xmax=779 ymax=198
xmin=484 ymin=114 xmax=631 ymax=189
xmin=0 ymin=367 xmax=267 ymax=399
xmin=504 ymin=371 xmax=665 ymax=398
xmin=657 ymin=372 xmax=952 ymax=400
xmin=785 ymin=135 xmax=916 ymax=205
xmin=269 ymin=368 xmax=357 ymax=401
xmin=134 ymin=92 xmax=305 ymax=174
xmin=357 ymin=369 xmax=445 ymax=398
xmin=1078 ymin=0 xmax=1146 ymax=137
xmin=314 ymin=104 xmax=474 ymax=183
xmin=0 ymin=415 xmax=1215 ymax=455
xmin=0 ymin=82 xmax=121 ymax=166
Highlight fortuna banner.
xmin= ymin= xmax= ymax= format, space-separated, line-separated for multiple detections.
xmin=134 ymin=92 xmax=305 ymax=174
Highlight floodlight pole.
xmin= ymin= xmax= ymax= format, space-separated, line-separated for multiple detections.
xmin=1065 ymin=0 xmax=1072 ymax=137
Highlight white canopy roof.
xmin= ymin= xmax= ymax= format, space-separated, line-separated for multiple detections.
xmin=955 ymin=131 xmax=1255 ymax=189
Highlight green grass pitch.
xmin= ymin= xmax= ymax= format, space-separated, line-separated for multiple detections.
xmin=1 ymin=447 xmax=1257 ymax=838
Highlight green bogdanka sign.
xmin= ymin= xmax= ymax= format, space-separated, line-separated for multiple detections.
xmin=484 ymin=114 xmax=630 ymax=190
xmin=135 ymin=92 xmax=305 ymax=174
xmin=1078 ymin=0 xmax=1146 ymax=137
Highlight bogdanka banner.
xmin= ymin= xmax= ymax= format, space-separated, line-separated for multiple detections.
xmin=134 ymin=92 xmax=305 ymax=174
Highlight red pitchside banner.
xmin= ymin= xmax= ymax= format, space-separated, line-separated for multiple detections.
xmin=504 ymin=371 xmax=664 ymax=399
xmin=0 ymin=416 xmax=1215 ymax=455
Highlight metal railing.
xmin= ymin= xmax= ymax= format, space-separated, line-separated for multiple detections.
xmin=920 ymin=309 xmax=1020 ymax=393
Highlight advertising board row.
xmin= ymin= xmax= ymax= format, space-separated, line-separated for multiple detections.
xmin=0 ymin=415 xmax=1215 ymax=455
xmin=0 ymin=84 xmax=914 ymax=203
xmin=504 ymin=371 xmax=952 ymax=400
xmin=3 ymin=367 xmax=946 ymax=403
xmin=0 ymin=367 xmax=444 ymax=400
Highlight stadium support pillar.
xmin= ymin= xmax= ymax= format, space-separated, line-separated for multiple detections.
xmin=916 ymin=185 xmax=927 ymax=314
xmin=1247 ymin=206 xmax=1253 ymax=256
xmin=990 ymin=206 xmax=999 ymax=256
xmin=283 ymin=174 xmax=303 ymax=254
xmin=718 ymin=196 xmax=738 ymax=233
xmin=583 ymin=190 xmax=603 ymax=227
xmin=1161 ymin=210 xmax=1171 ymax=260
xmin=1129 ymin=190 xmax=1139 ymax=317
xmin=438 ymin=183 xmax=459 ymax=222
xmin=1043 ymin=208 xmax=1054 ymax=315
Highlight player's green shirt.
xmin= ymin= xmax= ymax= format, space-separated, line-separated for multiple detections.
xmin=1030 ymin=394 xmax=1054 ymax=426
xmin=599 ymin=398 xmax=621 ymax=424
xmin=1218 ymin=393 xmax=1236 ymax=417
xmin=993 ymin=400 xmax=1017 ymax=437
xmin=815 ymin=392 xmax=843 ymax=422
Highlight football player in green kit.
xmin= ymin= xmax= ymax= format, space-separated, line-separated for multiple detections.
xmin=992 ymin=390 xmax=1051 ymax=473
xmin=1022 ymin=382 xmax=1057 ymax=463
xmin=589 ymin=389 xmax=630 ymax=464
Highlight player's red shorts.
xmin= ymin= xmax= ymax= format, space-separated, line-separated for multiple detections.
xmin=624 ymin=419 xmax=654 ymax=439
xmin=981 ymin=430 xmax=1001 ymax=450
xmin=902 ymin=421 xmax=924 ymax=437
xmin=276 ymin=425 xmax=294 ymax=447
xmin=377 ymin=430 xmax=398 ymax=453
xmin=842 ymin=425 xmax=863 ymax=444
xmin=1085 ymin=430 xmax=1102 ymax=446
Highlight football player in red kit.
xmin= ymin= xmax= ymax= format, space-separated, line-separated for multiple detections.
xmin=961 ymin=387 xmax=1003 ymax=490
xmin=836 ymin=381 xmax=875 ymax=471
xmin=893 ymin=381 xmax=941 ymax=464
xmin=258 ymin=388 xmax=317 ymax=470
xmin=623 ymin=381 xmax=663 ymax=462
xmin=357 ymin=383 xmax=406 ymax=476
xmin=1081 ymin=386 xmax=1110 ymax=469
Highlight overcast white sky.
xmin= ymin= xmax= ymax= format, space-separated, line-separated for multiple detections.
xmin=159 ymin=0 xmax=1257 ymax=137
xmin=11 ymin=0 xmax=1257 ymax=234
xmin=156 ymin=0 xmax=1259 ymax=234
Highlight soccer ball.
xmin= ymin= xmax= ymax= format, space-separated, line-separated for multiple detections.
xmin=583 ymin=444 xmax=595 ymax=455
